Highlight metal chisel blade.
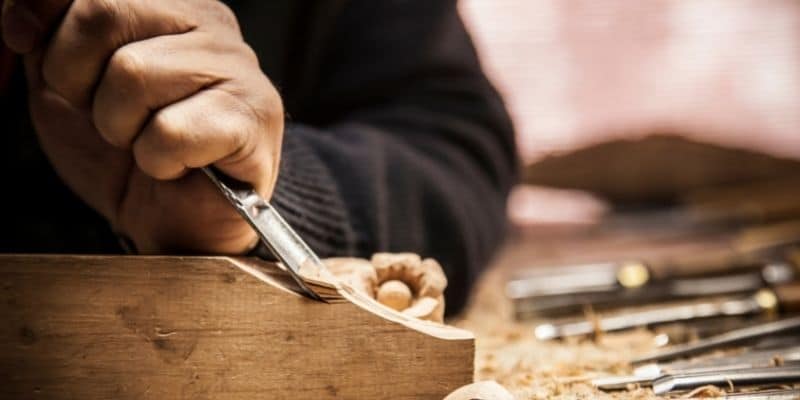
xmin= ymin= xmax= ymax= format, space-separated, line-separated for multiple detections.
xmin=202 ymin=167 xmax=335 ymax=301
xmin=535 ymin=292 xmax=772 ymax=340
xmin=652 ymin=365 xmax=800 ymax=395
xmin=632 ymin=316 xmax=800 ymax=365
xmin=595 ymin=345 xmax=800 ymax=391
xmin=723 ymin=389 xmax=800 ymax=400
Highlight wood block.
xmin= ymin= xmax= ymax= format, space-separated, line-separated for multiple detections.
xmin=0 ymin=255 xmax=474 ymax=399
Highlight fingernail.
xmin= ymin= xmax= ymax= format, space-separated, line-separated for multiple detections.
xmin=2 ymin=1 xmax=41 ymax=53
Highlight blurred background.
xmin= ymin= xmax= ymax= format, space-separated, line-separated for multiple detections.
xmin=459 ymin=0 xmax=800 ymax=228
xmin=455 ymin=5 xmax=800 ymax=395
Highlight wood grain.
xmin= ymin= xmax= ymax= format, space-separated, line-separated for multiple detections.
xmin=0 ymin=255 xmax=474 ymax=399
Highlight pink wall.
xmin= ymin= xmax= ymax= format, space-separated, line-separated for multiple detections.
xmin=460 ymin=0 xmax=800 ymax=164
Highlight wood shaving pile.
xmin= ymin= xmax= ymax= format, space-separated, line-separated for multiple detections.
xmin=456 ymin=259 xmax=664 ymax=399
xmin=457 ymin=237 xmax=800 ymax=399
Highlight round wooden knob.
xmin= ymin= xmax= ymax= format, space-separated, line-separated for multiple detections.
xmin=377 ymin=280 xmax=412 ymax=311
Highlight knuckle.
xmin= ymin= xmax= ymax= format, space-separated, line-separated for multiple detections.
xmin=217 ymin=88 xmax=267 ymax=141
xmin=41 ymin=62 xmax=84 ymax=106
xmin=40 ymin=58 xmax=66 ymax=93
xmin=149 ymin=110 xmax=187 ymax=152
xmin=72 ymin=0 xmax=120 ymax=34
xmin=92 ymin=104 xmax=120 ymax=146
xmin=255 ymin=80 xmax=284 ymax=132
xmin=132 ymin=147 xmax=174 ymax=181
xmin=237 ymin=43 xmax=259 ymax=64
xmin=107 ymin=45 xmax=146 ymax=84
xmin=208 ymin=1 xmax=240 ymax=31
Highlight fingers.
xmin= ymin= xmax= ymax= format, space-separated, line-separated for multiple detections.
xmin=91 ymin=28 xmax=279 ymax=194
xmin=41 ymin=0 xmax=197 ymax=106
xmin=118 ymin=168 xmax=259 ymax=254
xmin=13 ymin=0 xmax=280 ymax=195
xmin=7 ymin=0 xmax=242 ymax=105
xmin=132 ymin=81 xmax=282 ymax=196
xmin=2 ymin=0 xmax=71 ymax=53
xmin=92 ymin=31 xmax=240 ymax=149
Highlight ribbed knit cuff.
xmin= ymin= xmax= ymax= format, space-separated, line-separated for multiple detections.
xmin=251 ymin=125 xmax=357 ymax=260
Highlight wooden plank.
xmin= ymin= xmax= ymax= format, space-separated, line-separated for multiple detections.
xmin=0 ymin=255 xmax=474 ymax=399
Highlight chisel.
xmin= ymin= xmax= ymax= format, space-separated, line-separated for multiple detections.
xmin=505 ymin=261 xmax=649 ymax=301
xmin=508 ymin=239 xmax=800 ymax=303
xmin=535 ymin=281 xmax=800 ymax=340
xmin=636 ymin=345 xmax=800 ymax=377
xmin=515 ymin=263 xmax=795 ymax=318
xmin=203 ymin=167 xmax=337 ymax=301
xmin=594 ymin=345 xmax=800 ymax=390
xmin=723 ymin=389 xmax=800 ymax=400
xmin=506 ymin=253 xmax=761 ymax=302
xmin=652 ymin=365 xmax=800 ymax=395
xmin=632 ymin=315 xmax=800 ymax=365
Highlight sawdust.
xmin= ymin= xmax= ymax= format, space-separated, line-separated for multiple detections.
xmin=457 ymin=302 xmax=658 ymax=399
xmin=451 ymin=224 xmax=800 ymax=399
xmin=457 ymin=253 xmax=668 ymax=399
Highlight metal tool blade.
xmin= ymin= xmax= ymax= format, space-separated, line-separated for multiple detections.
xmin=724 ymin=389 xmax=800 ymax=399
xmin=592 ymin=375 xmax=654 ymax=390
xmin=652 ymin=365 xmax=800 ymax=395
xmin=506 ymin=261 xmax=645 ymax=300
xmin=635 ymin=345 xmax=800 ymax=377
xmin=632 ymin=316 xmax=800 ymax=365
xmin=512 ymin=263 xmax=795 ymax=319
xmin=534 ymin=292 xmax=774 ymax=340
xmin=202 ymin=167 xmax=333 ymax=301
xmin=517 ymin=273 xmax=759 ymax=318
xmin=595 ymin=345 xmax=800 ymax=391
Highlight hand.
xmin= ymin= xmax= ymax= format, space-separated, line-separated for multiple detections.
xmin=3 ymin=0 xmax=284 ymax=254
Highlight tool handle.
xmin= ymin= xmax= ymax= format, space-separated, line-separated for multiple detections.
xmin=648 ymin=250 xmax=762 ymax=280
xmin=775 ymin=281 xmax=800 ymax=312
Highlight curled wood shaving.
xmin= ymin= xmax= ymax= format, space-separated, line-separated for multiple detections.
xmin=582 ymin=304 xmax=603 ymax=343
xmin=324 ymin=258 xmax=377 ymax=297
xmin=682 ymin=385 xmax=726 ymax=398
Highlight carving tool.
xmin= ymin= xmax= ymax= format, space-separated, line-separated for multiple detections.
xmin=593 ymin=345 xmax=800 ymax=390
xmin=736 ymin=220 xmax=800 ymax=254
xmin=505 ymin=261 xmax=646 ymax=300
xmin=508 ymin=238 xmax=800 ymax=304
xmin=753 ymin=334 xmax=800 ymax=350
xmin=202 ymin=167 xmax=334 ymax=301
xmin=636 ymin=345 xmax=800 ymax=378
xmin=535 ymin=281 xmax=800 ymax=340
xmin=651 ymin=316 xmax=769 ymax=347
xmin=504 ymin=252 xmax=773 ymax=301
xmin=513 ymin=263 xmax=795 ymax=318
xmin=723 ymin=389 xmax=800 ymax=399
xmin=652 ymin=365 xmax=800 ymax=395
xmin=632 ymin=315 xmax=800 ymax=365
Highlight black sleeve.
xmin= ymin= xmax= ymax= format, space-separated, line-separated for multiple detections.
xmin=271 ymin=0 xmax=519 ymax=314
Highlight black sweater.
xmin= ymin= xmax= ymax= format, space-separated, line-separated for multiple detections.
xmin=0 ymin=0 xmax=518 ymax=314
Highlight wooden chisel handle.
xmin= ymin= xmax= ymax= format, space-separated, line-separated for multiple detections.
xmin=647 ymin=250 xmax=763 ymax=280
xmin=775 ymin=281 xmax=800 ymax=312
